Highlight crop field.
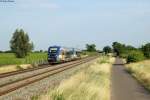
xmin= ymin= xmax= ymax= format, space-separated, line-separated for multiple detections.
xmin=126 ymin=60 xmax=150 ymax=90
xmin=0 ymin=53 xmax=47 ymax=66
xmin=36 ymin=57 xmax=113 ymax=100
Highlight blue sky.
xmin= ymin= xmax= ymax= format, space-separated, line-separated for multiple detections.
xmin=0 ymin=0 xmax=150 ymax=50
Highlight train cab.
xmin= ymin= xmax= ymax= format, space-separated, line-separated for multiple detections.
xmin=48 ymin=46 xmax=60 ymax=63
xmin=48 ymin=46 xmax=81 ymax=64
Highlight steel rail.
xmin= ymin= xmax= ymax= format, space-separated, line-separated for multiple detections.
xmin=0 ymin=56 xmax=97 ymax=96
xmin=0 ymin=57 xmax=89 ymax=78
xmin=0 ymin=57 xmax=95 ymax=87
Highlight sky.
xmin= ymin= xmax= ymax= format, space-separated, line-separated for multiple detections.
xmin=0 ymin=0 xmax=150 ymax=50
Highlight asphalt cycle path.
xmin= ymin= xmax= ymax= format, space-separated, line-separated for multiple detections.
xmin=111 ymin=57 xmax=150 ymax=100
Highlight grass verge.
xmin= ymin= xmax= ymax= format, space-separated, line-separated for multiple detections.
xmin=0 ymin=64 xmax=33 ymax=74
xmin=126 ymin=60 xmax=150 ymax=90
xmin=36 ymin=57 xmax=113 ymax=100
xmin=0 ymin=53 xmax=47 ymax=66
xmin=0 ymin=53 xmax=47 ymax=73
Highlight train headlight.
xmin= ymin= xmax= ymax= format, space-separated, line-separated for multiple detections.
xmin=58 ymin=55 xmax=62 ymax=59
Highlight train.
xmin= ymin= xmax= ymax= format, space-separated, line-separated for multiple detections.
xmin=48 ymin=46 xmax=81 ymax=64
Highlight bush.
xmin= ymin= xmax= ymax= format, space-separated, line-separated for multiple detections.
xmin=141 ymin=43 xmax=150 ymax=59
xmin=127 ymin=50 xmax=145 ymax=63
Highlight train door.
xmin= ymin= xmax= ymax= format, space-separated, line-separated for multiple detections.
xmin=61 ymin=50 xmax=65 ymax=61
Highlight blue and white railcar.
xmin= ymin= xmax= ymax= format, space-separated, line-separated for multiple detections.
xmin=48 ymin=46 xmax=81 ymax=64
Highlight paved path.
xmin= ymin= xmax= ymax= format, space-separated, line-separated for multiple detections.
xmin=111 ymin=58 xmax=150 ymax=100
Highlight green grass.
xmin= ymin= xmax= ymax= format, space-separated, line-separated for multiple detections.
xmin=0 ymin=53 xmax=47 ymax=66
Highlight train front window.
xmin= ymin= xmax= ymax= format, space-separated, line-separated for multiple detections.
xmin=49 ymin=48 xmax=58 ymax=54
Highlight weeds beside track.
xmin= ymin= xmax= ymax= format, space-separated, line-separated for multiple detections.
xmin=0 ymin=56 xmax=97 ymax=96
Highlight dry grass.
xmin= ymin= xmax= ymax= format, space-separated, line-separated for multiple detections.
xmin=37 ymin=57 xmax=112 ymax=100
xmin=98 ymin=56 xmax=115 ymax=64
xmin=126 ymin=60 xmax=150 ymax=90
xmin=109 ymin=57 xmax=115 ymax=64
xmin=0 ymin=64 xmax=33 ymax=74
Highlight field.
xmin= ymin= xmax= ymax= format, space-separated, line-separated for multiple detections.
xmin=0 ymin=53 xmax=47 ymax=66
xmin=35 ymin=57 xmax=114 ymax=100
xmin=126 ymin=60 xmax=150 ymax=90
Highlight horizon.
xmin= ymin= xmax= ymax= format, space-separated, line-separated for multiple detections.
xmin=0 ymin=0 xmax=150 ymax=51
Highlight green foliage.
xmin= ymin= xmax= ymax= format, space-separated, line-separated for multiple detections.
xmin=10 ymin=29 xmax=34 ymax=58
xmin=112 ymin=42 xmax=125 ymax=56
xmin=112 ymin=42 xmax=147 ymax=63
xmin=86 ymin=44 xmax=96 ymax=52
xmin=127 ymin=50 xmax=145 ymax=63
xmin=52 ymin=91 xmax=65 ymax=100
xmin=103 ymin=46 xmax=112 ymax=54
xmin=112 ymin=42 xmax=137 ymax=58
xmin=141 ymin=43 xmax=150 ymax=59
xmin=0 ymin=53 xmax=47 ymax=66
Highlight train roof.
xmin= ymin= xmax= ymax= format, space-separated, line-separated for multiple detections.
xmin=48 ymin=46 xmax=81 ymax=51
xmin=49 ymin=46 xmax=61 ymax=48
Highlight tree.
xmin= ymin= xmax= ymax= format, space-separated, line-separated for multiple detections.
xmin=126 ymin=45 xmax=137 ymax=51
xmin=112 ymin=42 xmax=125 ymax=56
xmin=10 ymin=29 xmax=34 ymax=58
xmin=86 ymin=44 xmax=96 ymax=52
xmin=103 ymin=46 xmax=112 ymax=54
xmin=112 ymin=42 xmax=138 ymax=58
xmin=40 ymin=50 xmax=43 ymax=52
xmin=141 ymin=43 xmax=150 ymax=59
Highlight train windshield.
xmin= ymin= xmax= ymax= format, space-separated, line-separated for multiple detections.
xmin=49 ymin=48 xmax=58 ymax=54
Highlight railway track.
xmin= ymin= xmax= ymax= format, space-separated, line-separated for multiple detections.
xmin=0 ymin=56 xmax=88 ymax=78
xmin=0 ymin=57 xmax=93 ymax=87
xmin=0 ymin=56 xmax=97 ymax=96
xmin=0 ymin=64 xmax=52 ymax=78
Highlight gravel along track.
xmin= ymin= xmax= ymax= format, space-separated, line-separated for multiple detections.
xmin=0 ymin=57 xmax=92 ymax=87
xmin=0 ymin=56 xmax=90 ymax=78
xmin=0 ymin=56 xmax=97 ymax=98
xmin=111 ymin=58 xmax=150 ymax=100
xmin=0 ymin=64 xmax=52 ymax=78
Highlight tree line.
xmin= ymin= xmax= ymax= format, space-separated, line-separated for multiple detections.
xmin=1 ymin=28 xmax=150 ymax=63
xmin=7 ymin=29 xmax=98 ymax=58
xmin=103 ymin=42 xmax=150 ymax=63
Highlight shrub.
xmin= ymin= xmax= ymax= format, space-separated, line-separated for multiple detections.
xmin=141 ymin=43 xmax=150 ymax=59
xmin=127 ymin=50 xmax=145 ymax=63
